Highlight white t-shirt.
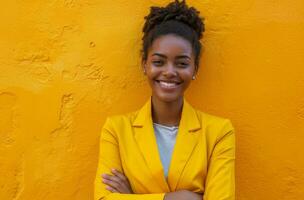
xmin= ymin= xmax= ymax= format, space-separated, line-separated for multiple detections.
xmin=153 ymin=122 xmax=178 ymax=179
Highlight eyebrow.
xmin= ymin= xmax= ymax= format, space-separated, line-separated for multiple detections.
xmin=152 ymin=53 xmax=191 ymax=60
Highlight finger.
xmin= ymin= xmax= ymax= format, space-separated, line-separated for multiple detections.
xmin=102 ymin=177 xmax=122 ymax=191
xmin=102 ymin=173 xmax=130 ymax=193
xmin=102 ymin=174 xmax=130 ymax=193
xmin=112 ymin=169 xmax=131 ymax=191
xmin=111 ymin=170 xmax=131 ymax=192
xmin=111 ymin=169 xmax=128 ymax=182
xmin=102 ymin=174 xmax=123 ymax=185
xmin=102 ymin=174 xmax=131 ymax=193
xmin=105 ymin=185 xmax=118 ymax=193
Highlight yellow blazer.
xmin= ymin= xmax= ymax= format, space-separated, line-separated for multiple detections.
xmin=94 ymin=98 xmax=235 ymax=200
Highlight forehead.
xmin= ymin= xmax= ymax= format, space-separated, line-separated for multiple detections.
xmin=149 ymin=34 xmax=193 ymax=56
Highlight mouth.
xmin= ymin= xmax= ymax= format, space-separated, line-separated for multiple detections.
xmin=155 ymin=80 xmax=182 ymax=89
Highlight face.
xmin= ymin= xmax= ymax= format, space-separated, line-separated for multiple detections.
xmin=143 ymin=34 xmax=197 ymax=103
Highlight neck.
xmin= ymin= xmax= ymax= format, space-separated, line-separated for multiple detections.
xmin=151 ymin=96 xmax=183 ymax=126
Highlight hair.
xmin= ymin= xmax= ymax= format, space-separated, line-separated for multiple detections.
xmin=141 ymin=0 xmax=205 ymax=69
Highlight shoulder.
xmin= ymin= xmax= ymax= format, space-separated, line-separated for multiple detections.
xmin=194 ymin=108 xmax=235 ymax=139
xmin=102 ymin=110 xmax=140 ymax=130
xmin=199 ymin=110 xmax=233 ymax=129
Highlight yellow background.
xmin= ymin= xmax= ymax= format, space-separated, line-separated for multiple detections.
xmin=0 ymin=0 xmax=303 ymax=199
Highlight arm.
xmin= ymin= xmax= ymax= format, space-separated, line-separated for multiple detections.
xmin=203 ymin=119 xmax=235 ymax=200
xmin=101 ymin=169 xmax=203 ymax=200
xmin=94 ymin=117 xmax=165 ymax=200
xmin=164 ymin=190 xmax=203 ymax=200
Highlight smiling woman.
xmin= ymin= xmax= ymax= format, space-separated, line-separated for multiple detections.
xmin=94 ymin=1 xmax=235 ymax=200
xmin=145 ymin=34 xmax=196 ymax=107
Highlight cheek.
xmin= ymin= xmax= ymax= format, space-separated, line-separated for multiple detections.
xmin=180 ymin=70 xmax=194 ymax=81
xmin=145 ymin=70 xmax=157 ymax=86
xmin=146 ymin=66 xmax=160 ymax=79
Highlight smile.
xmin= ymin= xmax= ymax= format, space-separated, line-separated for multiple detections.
xmin=155 ymin=80 xmax=181 ymax=89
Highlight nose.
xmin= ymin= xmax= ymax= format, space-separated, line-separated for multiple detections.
xmin=163 ymin=62 xmax=177 ymax=78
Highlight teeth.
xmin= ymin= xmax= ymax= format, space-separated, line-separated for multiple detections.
xmin=159 ymin=81 xmax=178 ymax=88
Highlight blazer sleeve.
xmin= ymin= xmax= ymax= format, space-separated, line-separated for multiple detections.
xmin=94 ymin=117 xmax=166 ymax=200
xmin=203 ymin=119 xmax=235 ymax=200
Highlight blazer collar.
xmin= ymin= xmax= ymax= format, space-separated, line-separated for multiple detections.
xmin=132 ymin=97 xmax=201 ymax=191
xmin=132 ymin=97 xmax=201 ymax=132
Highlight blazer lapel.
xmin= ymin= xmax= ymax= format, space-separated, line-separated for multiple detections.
xmin=132 ymin=98 xmax=201 ymax=192
xmin=167 ymin=99 xmax=201 ymax=191
xmin=132 ymin=99 xmax=170 ymax=192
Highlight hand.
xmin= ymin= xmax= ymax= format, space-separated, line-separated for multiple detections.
xmin=164 ymin=190 xmax=203 ymax=200
xmin=101 ymin=169 xmax=133 ymax=194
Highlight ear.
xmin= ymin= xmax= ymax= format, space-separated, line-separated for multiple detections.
xmin=142 ymin=59 xmax=147 ymax=75
xmin=193 ymin=64 xmax=199 ymax=78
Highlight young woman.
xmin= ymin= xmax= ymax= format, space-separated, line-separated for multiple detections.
xmin=94 ymin=1 xmax=235 ymax=200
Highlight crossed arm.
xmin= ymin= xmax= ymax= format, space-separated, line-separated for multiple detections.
xmin=94 ymin=118 xmax=235 ymax=200
xmin=94 ymin=118 xmax=205 ymax=200
xmin=101 ymin=168 xmax=203 ymax=200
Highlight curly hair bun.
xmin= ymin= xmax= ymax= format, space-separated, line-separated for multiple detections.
xmin=143 ymin=0 xmax=205 ymax=39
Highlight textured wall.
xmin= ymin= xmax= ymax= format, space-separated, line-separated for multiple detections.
xmin=0 ymin=0 xmax=303 ymax=199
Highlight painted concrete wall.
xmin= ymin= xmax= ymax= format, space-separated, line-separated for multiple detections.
xmin=0 ymin=0 xmax=303 ymax=199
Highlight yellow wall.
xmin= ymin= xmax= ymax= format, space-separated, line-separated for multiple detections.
xmin=0 ymin=0 xmax=303 ymax=199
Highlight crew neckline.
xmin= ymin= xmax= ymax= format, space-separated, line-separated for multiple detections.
xmin=153 ymin=122 xmax=179 ymax=130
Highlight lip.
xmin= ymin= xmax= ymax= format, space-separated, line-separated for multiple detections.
xmin=156 ymin=79 xmax=181 ymax=84
xmin=155 ymin=79 xmax=182 ymax=84
xmin=154 ymin=80 xmax=182 ymax=91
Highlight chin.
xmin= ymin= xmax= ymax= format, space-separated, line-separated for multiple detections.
xmin=154 ymin=92 xmax=183 ymax=103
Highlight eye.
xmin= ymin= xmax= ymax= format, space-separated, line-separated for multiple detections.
xmin=152 ymin=60 xmax=164 ymax=66
xmin=177 ymin=62 xmax=189 ymax=68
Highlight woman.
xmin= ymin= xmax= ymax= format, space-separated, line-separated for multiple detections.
xmin=94 ymin=1 xmax=235 ymax=200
